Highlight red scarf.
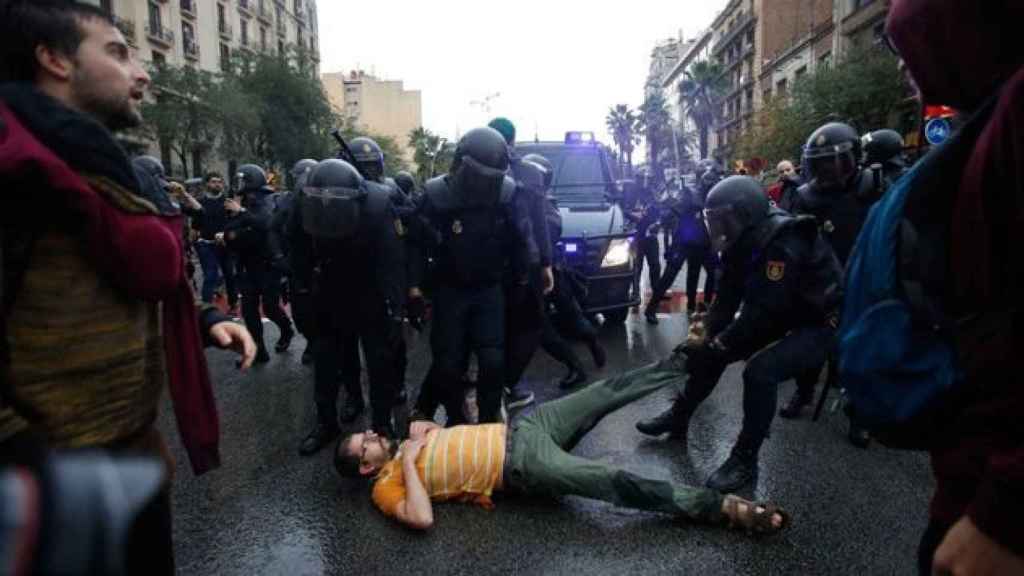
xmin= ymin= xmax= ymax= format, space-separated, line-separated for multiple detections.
xmin=0 ymin=103 xmax=220 ymax=475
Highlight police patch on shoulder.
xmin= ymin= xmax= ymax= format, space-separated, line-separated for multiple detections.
xmin=394 ymin=219 xmax=405 ymax=237
xmin=452 ymin=219 xmax=463 ymax=235
xmin=766 ymin=260 xmax=785 ymax=281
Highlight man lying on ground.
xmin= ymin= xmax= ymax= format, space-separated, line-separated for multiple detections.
xmin=334 ymin=359 xmax=789 ymax=535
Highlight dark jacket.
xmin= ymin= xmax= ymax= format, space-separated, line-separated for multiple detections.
xmin=705 ymin=211 xmax=843 ymax=359
xmin=789 ymin=170 xmax=883 ymax=266
xmin=224 ymin=187 xmax=284 ymax=267
xmin=887 ymin=0 xmax=1024 ymax=553
xmin=193 ymin=192 xmax=231 ymax=241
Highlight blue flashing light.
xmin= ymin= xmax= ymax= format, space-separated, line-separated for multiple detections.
xmin=565 ymin=131 xmax=596 ymax=145
xmin=564 ymin=242 xmax=579 ymax=253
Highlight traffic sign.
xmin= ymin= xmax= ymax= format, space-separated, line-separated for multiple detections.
xmin=925 ymin=118 xmax=952 ymax=146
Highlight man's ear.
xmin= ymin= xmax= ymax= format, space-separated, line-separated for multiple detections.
xmin=35 ymin=44 xmax=74 ymax=82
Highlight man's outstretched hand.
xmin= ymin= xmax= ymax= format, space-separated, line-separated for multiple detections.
xmin=209 ymin=321 xmax=257 ymax=370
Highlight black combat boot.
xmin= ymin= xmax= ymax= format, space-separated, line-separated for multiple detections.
xmin=559 ymin=366 xmax=587 ymax=390
xmin=848 ymin=419 xmax=871 ymax=448
xmin=274 ymin=326 xmax=294 ymax=353
xmin=588 ymin=340 xmax=607 ymax=369
xmin=635 ymin=400 xmax=690 ymax=438
xmin=706 ymin=444 xmax=758 ymax=492
xmin=778 ymin=389 xmax=814 ymax=419
xmin=340 ymin=399 xmax=365 ymax=424
xmin=644 ymin=305 xmax=659 ymax=325
xmin=298 ymin=422 xmax=340 ymax=457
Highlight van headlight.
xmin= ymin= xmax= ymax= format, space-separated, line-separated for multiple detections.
xmin=601 ymin=238 xmax=631 ymax=268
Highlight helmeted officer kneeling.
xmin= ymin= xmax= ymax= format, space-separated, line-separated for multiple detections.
xmin=635 ymin=176 xmax=843 ymax=492
xmin=294 ymin=159 xmax=407 ymax=455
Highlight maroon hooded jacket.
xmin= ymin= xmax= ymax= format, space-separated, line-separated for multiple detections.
xmin=888 ymin=0 xmax=1024 ymax=554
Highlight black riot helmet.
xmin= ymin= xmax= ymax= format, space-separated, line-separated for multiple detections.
xmin=861 ymin=129 xmax=905 ymax=168
xmin=291 ymin=158 xmax=318 ymax=191
xmin=703 ymin=176 xmax=771 ymax=254
xmin=236 ymin=164 xmax=268 ymax=193
xmin=393 ymin=171 xmax=416 ymax=196
xmin=521 ymin=153 xmax=554 ymax=190
xmin=802 ymin=122 xmax=861 ymax=193
xmin=451 ymin=127 xmax=511 ymax=207
xmin=300 ymin=159 xmax=366 ymax=240
xmin=349 ymin=137 xmax=385 ymax=181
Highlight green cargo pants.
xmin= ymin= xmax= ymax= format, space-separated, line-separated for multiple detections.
xmin=505 ymin=355 xmax=723 ymax=522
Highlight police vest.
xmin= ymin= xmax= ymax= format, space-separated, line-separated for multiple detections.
xmin=425 ymin=175 xmax=517 ymax=288
xmin=795 ymin=170 xmax=882 ymax=265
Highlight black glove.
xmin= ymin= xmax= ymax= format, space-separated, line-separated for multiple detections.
xmin=406 ymin=296 xmax=427 ymax=332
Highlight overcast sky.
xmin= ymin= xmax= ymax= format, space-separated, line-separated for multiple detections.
xmin=317 ymin=0 xmax=723 ymax=147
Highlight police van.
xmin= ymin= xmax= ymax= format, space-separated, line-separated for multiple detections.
xmin=516 ymin=132 xmax=639 ymax=324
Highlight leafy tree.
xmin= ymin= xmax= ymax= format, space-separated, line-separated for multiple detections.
xmin=734 ymin=45 xmax=909 ymax=168
xmin=140 ymin=64 xmax=221 ymax=178
xmin=218 ymin=49 xmax=340 ymax=174
xmin=605 ymin=104 xmax=639 ymax=174
xmin=677 ymin=60 xmax=727 ymax=161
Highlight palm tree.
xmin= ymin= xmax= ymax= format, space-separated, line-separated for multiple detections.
xmin=605 ymin=104 xmax=639 ymax=175
xmin=678 ymin=61 xmax=727 ymax=160
xmin=638 ymin=88 xmax=673 ymax=184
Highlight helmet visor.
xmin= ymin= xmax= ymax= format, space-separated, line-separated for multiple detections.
xmin=456 ymin=155 xmax=507 ymax=207
xmin=703 ymin=205 xmax=745 ymax=254
xmin=806 ymin=149 xmax=857 ymax=191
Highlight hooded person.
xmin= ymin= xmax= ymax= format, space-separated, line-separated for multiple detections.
xmin=883 ymin=1 xmax=1024 ymax=573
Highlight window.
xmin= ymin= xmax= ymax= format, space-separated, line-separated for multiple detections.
xmin=148 ymin=1 xmax=162 ymax=31
xmin=217 ymin=4 xmax=227 ymax=33
xmin=152 ymin=51 xmax=166 ymax=66
xmin=795 ymin=66 xmax=807 ymax=79
xmin=260 ymin=27 xmax=267 ymax=50
xmin=241 ymin=19 xmax=249 ymax=45
xmin=278 ymin=39 xmax=285 ymax=55
xmin=182 ymin=22 xmax=196 ymax=56
xmin=776 ymin=78 xmax=788 ymax=96
xmin=220 ymin=43 xmax=230 ymax=70
xmin=819 ymin=51 xmax=832 ymax=69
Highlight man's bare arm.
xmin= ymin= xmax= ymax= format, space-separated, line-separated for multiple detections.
xmin=408 ymin=420 xmax=441 ymax=441
xmin=394 ymin=438 xmax=433 ymax=530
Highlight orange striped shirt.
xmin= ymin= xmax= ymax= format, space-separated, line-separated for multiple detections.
xmin=371 ymin=424 xmax=506 ymax=518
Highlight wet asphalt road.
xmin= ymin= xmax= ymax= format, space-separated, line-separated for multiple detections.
xmin=159 ymin=305 xmax=934 ymax=576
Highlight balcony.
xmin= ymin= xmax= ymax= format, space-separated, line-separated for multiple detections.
xmin=276 ymin=21 xmax=286 ymax=37
xmin=712 ymin=12 xmax=756 ymax=56
xmin=180 ymin=0 xmax=196 ymax=19
xmin=219 ymin=22 xmax=233 ymax=40
xmin=184 ymin=41 xmax=200 ymax=61
xmin=146 ymin=23 xmax=175 ymax=48
xmin=257 ymin=2 xmax=272 ymax=23
xmin=114 ymin=16 xmax=137 ymax=46
xmin=238 ymin=0 xmax=253 ymax=16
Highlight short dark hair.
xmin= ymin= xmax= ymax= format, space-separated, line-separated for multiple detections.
xmin=0 ymin=1 xmax=115 ymax=83
xmin=205 ymin=171 xmax=224 ymax=182
xmin=333 ymin=434 xmax=362 ymax=479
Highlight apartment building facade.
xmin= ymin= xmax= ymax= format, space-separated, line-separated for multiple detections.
xmin=90 ymin=0 xmax=320 ymax=72
xmin=322 ymin=71 xmax=423 ymax=166
xmin=707 ymin=0 xmax=763 ymax=161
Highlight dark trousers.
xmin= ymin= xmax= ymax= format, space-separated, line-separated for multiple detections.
xmin=240 ymin=262 xmax=292 ymax=353
xmin=505 ymin=270 xmax=546 ymax=391
xmin=637 ymin=235 xmax=661 ymax=290
xmin=676 ymin=325 xmax=834 ymax=451
xmin=430 ymin=283 xmax=505 ymax=423
xmin=649 ymin=245 xmax=718 ymax=312
xmin=542 ymin=275 xmax=598 ymax=371
xmin=313 ymin=286 xmax=401 ymax=432
xmin=196 ymin=242 xmax=237 ymax=306
xmin=918 ymin=519 xmax=953 ymax=576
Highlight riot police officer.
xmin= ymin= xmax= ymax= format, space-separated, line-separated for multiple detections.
xmin=224 ymin=164 xmax=294 ymax=363
xmin=645 ymin=163 xmax=720 ymax=324
xmin=779 ymin=122 xmax=884 ymax=447
xmin=635 ymin=176 xmax=842 ymax=491
xmin=295 ymin=159 xmax=407 ymax=455
xmin=274 ymin=159 xmax=318 ymax=364
xmin=861 ymin=128 xmax=908 ymax=190
xmin=407 ymin=127 xmax=532 ymax=424
xmin=394 ymin=171 xmax=417 ymax=198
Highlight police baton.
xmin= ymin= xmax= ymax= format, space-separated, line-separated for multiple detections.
xmin=331 ymin=128 xmax=358 ymax=166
